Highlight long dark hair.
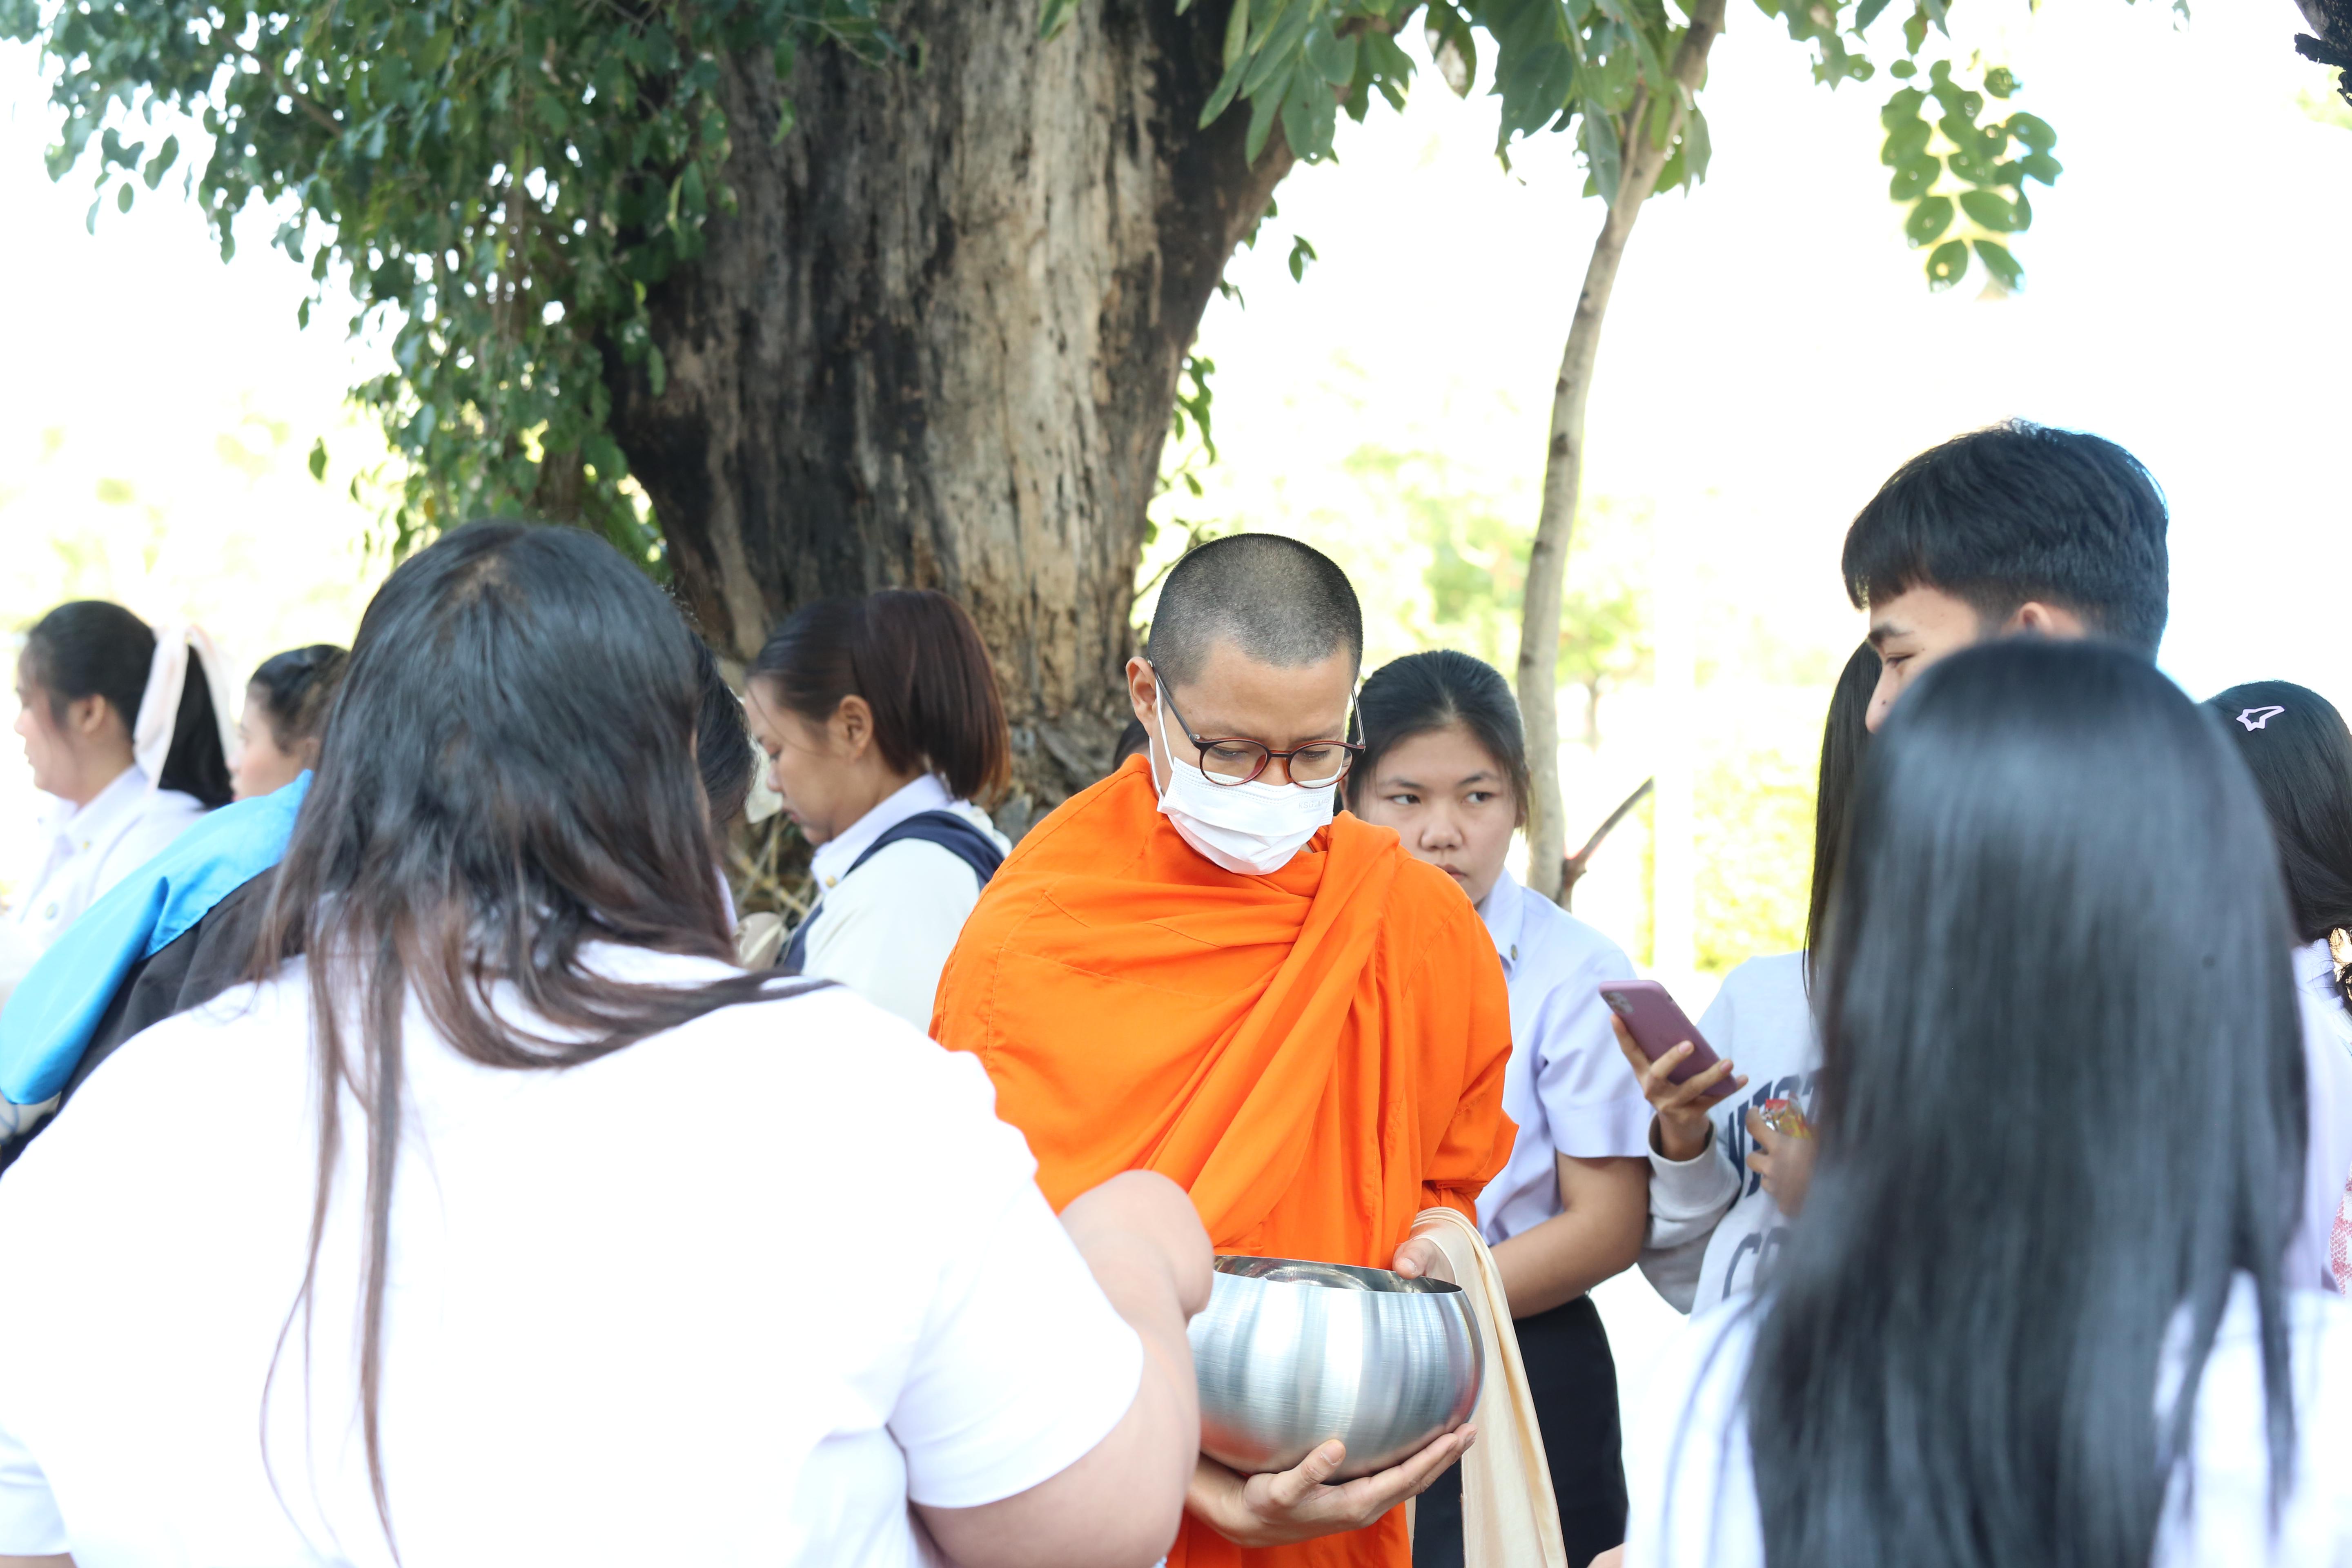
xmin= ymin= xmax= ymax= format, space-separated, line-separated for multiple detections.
xmin=24 ymin=599 xmax=233 ymax=807
xmin=247 ymin=523 xmax=802 ymax=1548
xmin=1801 ymin=642 xmax=1880 ymax=989
xmin=749 ymin=589 xmax=1010 ymax=804
xmin=694 ymin=637 xmax=755 ymax=833
xmin=248 ymin=644 xmax=349 ymax=751
xmin=2205 ymin=680 xmax=2352 ymax=1014
xmin=1749 ymin=639 xmax=2305 ymax=1568
xmin=1343 ymin=650 xmax=1530 ymax=826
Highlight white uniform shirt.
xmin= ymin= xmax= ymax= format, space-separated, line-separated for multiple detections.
xmin=1638 ymin=952 xmax=1819 ymax=1314
xmin=2294 ymin=940 xmax=2352 ymax=1292
xmin=1624 ymin=1279 xmax=2352 ymax=1568
xmin=0 ymin=765 xmax=205 ymax=1009
xmin=801 ymin=773 xmax=1010 ymax=1031
xmin=1471 ymin=866 xmax=1649 ymax=1247
xmin=0 ymin=949 xmax=1141 ymax=1566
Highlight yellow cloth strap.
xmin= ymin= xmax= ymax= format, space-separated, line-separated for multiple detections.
xmin=1409 ymin=1205 xmax=1571 ymax=1568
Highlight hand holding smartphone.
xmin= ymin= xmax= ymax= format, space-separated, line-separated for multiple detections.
xmin=1602 ymin=979 xmax=1746 ymax=1166
xmin=1599 ymin=980 xmax=1733 ymax=1100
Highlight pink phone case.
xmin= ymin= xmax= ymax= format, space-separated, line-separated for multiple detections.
xmin=1599 ymin=980 xmax=1735 ymax=1102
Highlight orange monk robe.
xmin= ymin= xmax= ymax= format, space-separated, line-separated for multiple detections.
xmin=931 ymin=755 xmax=1517 ymax=1568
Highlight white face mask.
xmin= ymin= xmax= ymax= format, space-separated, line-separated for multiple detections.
xmin=1151 ymin=698 xmax=1335 ymax=875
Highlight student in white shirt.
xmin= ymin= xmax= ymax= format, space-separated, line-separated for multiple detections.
xmin=1346 ymin=650 xmax=1648 ymax=1568
xmin=2 ymin=604 xmax=233 ymax=1012
xmin=2206 ymin=679 xmax=2352 ymax=1293
xmin=227 ymin=644 xmax=345 ymax=801
xmin=744 ymin=590 xmax=1013 ymax=1028
xmin=1627 ymin=642 xmax=1875 ymax=1313
xmin=0 ymin=522 xmax=1209 ymax=1568
xmin=1604 ymin=639 xmax=2352 ymax=1568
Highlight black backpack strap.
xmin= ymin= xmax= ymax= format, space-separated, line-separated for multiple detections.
xmin=774 ymin=811 xmax=1004 ymax=974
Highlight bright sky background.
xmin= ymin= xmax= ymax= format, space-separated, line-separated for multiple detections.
xmin=0 ymin=0 xmax=2347 ymax=1437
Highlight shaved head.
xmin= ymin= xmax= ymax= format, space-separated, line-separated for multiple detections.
xmin=1147 ymin=533 xmax=1363 ymax=688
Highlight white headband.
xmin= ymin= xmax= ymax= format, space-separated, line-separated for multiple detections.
xmin=130 ymin=624 xmax=237 ymax=795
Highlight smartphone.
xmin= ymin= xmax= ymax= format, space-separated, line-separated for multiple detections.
xmin=1599 ymin=980 xmax=1735 ymax=1103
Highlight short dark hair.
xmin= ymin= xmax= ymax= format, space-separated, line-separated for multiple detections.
xmin=1344 ymin=650 xmax=1530 ymax=827
xmin=693 ymin=639 xmax=754 ymax=833
xmin=24 ymin=599 xmax=232 ymax=808
xmin=1803 ymin=641 xmax=1880 ymax=988
xmin=247 ymin=644 xmax=349 ymax=751
xmin=1841 ymin=421 xmax=2169 ymax=658
xmin=2205 ymin=680 xmax=2352 ymax=1008
xmin=1147 ymin=533 xmax=1363 ymax=687
xmin=749 ymin=589 xmax=1011 ymax=806
xmin=1752 ymin=638 xmax=2303 ymax=1568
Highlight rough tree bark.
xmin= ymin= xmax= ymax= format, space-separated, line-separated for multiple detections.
xmin=1515 ymin=0 xmax=1728 ymax=903
xmin=605 ymin=1 xmax=1290 ymax=838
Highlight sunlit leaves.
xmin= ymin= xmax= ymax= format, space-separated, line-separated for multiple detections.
xmin=8 ymin=0 xmax=896 ymax=563
xmin=1905 ymin=194 xmax=1954 ymax=245
xmin=1925 ymin=238 xmax=1968 ymax=289
xmin=1878 ymin=54 xmax=2060 ymax=292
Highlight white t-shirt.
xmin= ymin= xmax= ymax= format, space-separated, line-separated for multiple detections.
xmin=1638 ymin=952 xmax=1818 ymax=1314
xmin=802 ymin=775 xmax=1011 ymax=1031
xmin=0 ymin=950 xmax=1142 ymax=1567
xmin=2297 ymin=940 xmax=2352 ymax=1294
xmin=1472 ymin=867 xmax=1649 ymax=1247
xmin=0 ymin=765 xmax=205 ymax=1009
xmin=1624 ymin=1279 xmax=2352 ymax=1568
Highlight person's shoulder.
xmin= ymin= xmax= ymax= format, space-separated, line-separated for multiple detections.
xmin=835 ymin=836 xmax=988 ymax=909
xmin=986 ymin=760 xmax=1152 ymax=881
xmin=1718 ymin=951 xmax=1808 ymax=1008
xmin=1512 ymin=888 xmax=1634 ymax=977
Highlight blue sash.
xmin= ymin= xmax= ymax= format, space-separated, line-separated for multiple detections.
xmin=0 ymin=773 xmax=307 ymax=1105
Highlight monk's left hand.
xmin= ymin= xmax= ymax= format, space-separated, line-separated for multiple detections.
xmin=1186 ymin=1427 xmax=1477 ymax=1546
xmin=1390 ymin=1235 xmax=1457 ymax=1286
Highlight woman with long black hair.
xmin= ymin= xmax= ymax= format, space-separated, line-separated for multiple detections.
xmin=0 ymin=525 xmax=1208 ymax=1568
xmin=1614 ymin=639 xmax=2351 ymax=1567
xmin=2 ymin=604 xmax=233 ymax=1005
xmin=2207 ymin=679 xmax=2352 ymax=1293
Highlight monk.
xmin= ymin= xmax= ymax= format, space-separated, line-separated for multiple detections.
xmin=932 ymin=534 xmax=1517 ymax=1568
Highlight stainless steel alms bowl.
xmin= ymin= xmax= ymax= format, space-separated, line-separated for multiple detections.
xmin=1187 ymin=1254 xmax=1484 ymax=1482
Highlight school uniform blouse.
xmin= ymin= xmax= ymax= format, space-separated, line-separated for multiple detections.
xmin=0 ymin=766 xmax=205 ymax=1011
xmin=2293 ymin=940 xmax=2352 ymax=1293
xmin=1471 ymin=865 xmax=1651 ymax=1248
xmin=799 ymin=773 xmax=1010 ymax=1031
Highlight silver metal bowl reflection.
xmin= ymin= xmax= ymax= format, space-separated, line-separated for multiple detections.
xmin=1187 ymin=1254 xmax=1483 ymax=1481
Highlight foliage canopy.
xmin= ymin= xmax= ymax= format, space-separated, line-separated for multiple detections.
xmin=6 ymin=0 xmax=2068 ymax=557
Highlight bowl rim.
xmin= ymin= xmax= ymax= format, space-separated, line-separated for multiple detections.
xmin=1209 ymin=1254 xmax=1466 ymax=1295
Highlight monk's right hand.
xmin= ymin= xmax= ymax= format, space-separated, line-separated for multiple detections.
xmin=1612 ymin=1017 xmax=1744 ymax=1165
xmin=1186 ymin=1426 xmax=1476 ymax=1546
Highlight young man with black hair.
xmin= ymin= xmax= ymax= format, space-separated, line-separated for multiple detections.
xmin=1841 ymin=419 xmax=2170 ymax=731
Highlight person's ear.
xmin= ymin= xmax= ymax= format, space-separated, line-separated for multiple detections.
xmin=2007 ymin=600 xmax=2088 ymax=640
xmin=1125 ymin=657 xmax=1158 ymax=727
xmin=298 ymin=735 xmax=324 ymax=772
xmin=834 ymin=694 xmax=874 ymax=760
xmin=67 ymin=694 xmax=109 ymax=739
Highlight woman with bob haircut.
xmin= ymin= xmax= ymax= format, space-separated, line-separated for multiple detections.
xmin=2206 ymin=679 xmax=2352 ymax=1292
xmin=744 ymin=588 xmax=1013 ymax=1027
xmin=1345 ymin=649 xmax=1648 ymax=1568
xmin=0 ymin=523 xmax=1210 ymax=1568
xmin=1607 ymin=639 xmax=2352 ymax=1568
xmin=3 ymin=602 xmax=234 ymax=1009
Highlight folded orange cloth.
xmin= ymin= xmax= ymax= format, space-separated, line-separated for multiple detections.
xmin=933 ymin=756 xmax=1516 ymax=1568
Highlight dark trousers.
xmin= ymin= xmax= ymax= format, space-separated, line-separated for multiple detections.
xmin=1411 ymin=1292 xmax=1626 ymax=1568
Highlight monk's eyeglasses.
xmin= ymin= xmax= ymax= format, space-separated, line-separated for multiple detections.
xmin=1155 ymin=676 xmax=1363 ymax=788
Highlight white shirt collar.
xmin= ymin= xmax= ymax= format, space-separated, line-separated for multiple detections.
xmin=2294 ymin=939 xmax=2346 ymax=1002
xmin=1477 ymin=864 xmax=1528 ymax=973
xmin=808 ymin=773 xmax=956 ymax=891
xmin=44 ymin=764 xmax=152 ymax=853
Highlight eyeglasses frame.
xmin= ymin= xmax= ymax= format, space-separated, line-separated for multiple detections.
xmin=1152 ymin=671 xmax=1364 ymax=789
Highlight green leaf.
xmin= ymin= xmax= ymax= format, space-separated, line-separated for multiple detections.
xmin=116 ymin=181 xmax=133 ymax=213
xmin=1855 ymin=0 xmax=1895 ymax=29
xmin=1983 ymin=65 xmax=2018 ymax=98
xmin=1287 ymin=233 xmax=1316 ymax=281
xmin=1925 ymin=237 xmax=1968 ymax=290
xmin=1880 ymin=87 xmax=1926 ymax=129
xmin=1244 ymin=63 xmax=1288 ymax=161
xmin=142 ymin=134 xmax=178 ymax=189
xmin=1680 ymin=105 xmax=1712 ymax=186
xmin=1199 ymin=51 xmax=1249 ymax=127
xmin=1881 ymin=117 xmax=1931 ymax=165
xmin=1223 ymin=0 xmax=1251 ymax=69
xmin=2004 ymin=111 xmax=2058 ymax=152
xmin=771 ymin=97 xmax=799 ymax=145
xmin=307 ymin=437 xmax=328 ymax=481
xmin=1973 ymin=238 xmax=2022 ymax=288
xmin=1888 ymin=58 xmax=1915 ymax=78
xmin=646 ymin=343 xmax=668 ymax=399
xmin=2015 ymin=149 xmax=2062 ymax=185
xmin=1243 ymin=3 xmax=1314 ymax=98
xmin=1303 ymin=20 xmax=1355 ymax=86
xmin=1902 ymin=7 xmax=1928 ymax=53
xmin=1037 ymin=0 xmax=1080 ymax=42
xmin=1583 ymin=107 xmax=1622 ymax=205
xmin=1425 ymin=0 xmax=1477 ymax=97
xmin=1887 ymin=154 xmax=1939 ymax=200
xmin=1958 ymin=187 xmax=2019 ymax=231
xmin=1904 ymin=194 xmax=1953 ymax=246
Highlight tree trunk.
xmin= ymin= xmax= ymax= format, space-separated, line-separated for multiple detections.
xmin=609 ymin=0 xmax=1291 ymax=837
xmin=1516 ymin=0 xmax=1727 ymax=903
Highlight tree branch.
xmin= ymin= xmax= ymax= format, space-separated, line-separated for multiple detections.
xmin=1517 ymin=0 xmax=1728 ymax=905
